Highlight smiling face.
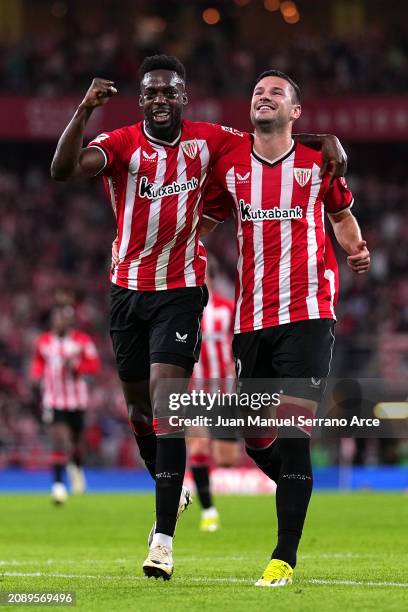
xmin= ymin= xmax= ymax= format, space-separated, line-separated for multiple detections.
xmin=140 ymin=69 xmax=187 ymax=141
xmin=250 ymin=75 xmax=301 ymax=132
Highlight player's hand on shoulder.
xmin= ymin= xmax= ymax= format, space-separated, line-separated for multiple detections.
xmin=81 ymin=78 xmax=118 ymax=109
xmin=347 ymin=240 xmax=370 ymax=275
xmin=319 ymin=135 xmax=347 ymax=184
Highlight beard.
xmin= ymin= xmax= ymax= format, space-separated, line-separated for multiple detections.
xmin=145 ymin=105 xmax=183 ymax=141
xmin=251 ymin=109 xmax=289 ymax=133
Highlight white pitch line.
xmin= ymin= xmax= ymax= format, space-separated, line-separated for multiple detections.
xmin=0 ymin=560 xmax=127 ymax=567
xmin=0 ymin=558 xmax=249 ymax=566
xmin=2 ymin=552 xmax=405 ymax=567
xmin=308 ymin=579 xmax=408 ymax=588
xmin=2 ymin=572 xmax=408 ymax=588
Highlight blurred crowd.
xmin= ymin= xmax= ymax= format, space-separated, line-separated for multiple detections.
xmin=1 ymin=17 xmax=407 ymax=97
xmin=0 ymin=151 xmax=407 ymax=468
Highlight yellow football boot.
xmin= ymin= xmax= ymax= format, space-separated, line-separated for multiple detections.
xmin=200 ymin=512 xmax=220 ymax=532
xmin=255 ymin=559 xmax=293 ymax=587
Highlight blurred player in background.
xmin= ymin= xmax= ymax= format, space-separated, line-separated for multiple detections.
xmin=31 ymin=302 xmax=100 ymax=504
xmin=188 ymin=257 xmax=239 ymax=532
xmin=202 ymin=70 xmax=370 ymax=586
xmin=51 ymin=52 xmax=346 ymax=579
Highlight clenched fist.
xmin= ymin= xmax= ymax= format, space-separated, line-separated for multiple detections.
xmin=347 ymin=240 xmax=370 ymax=275
xmin=81 ymin=78 xmax=118 ymax=109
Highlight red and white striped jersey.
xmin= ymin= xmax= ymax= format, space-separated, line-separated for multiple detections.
xmin=88 ymin=120 xmax=242 ymax=291
xmin=192 ymin=292 xmax=235 ymax=380
xmin=203 ymin=140 xmax=353 ymax=334
xmin=31 ymin=330 xmax=100 ymax=410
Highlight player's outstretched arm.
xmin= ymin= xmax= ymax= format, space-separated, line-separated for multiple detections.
xmin=293 ymin=133 xmax=347 ymax=183
xmin=51 ymin=78 xmax=117 ymax=181
xmin=329 ymin=209 xmax=370 ymax=274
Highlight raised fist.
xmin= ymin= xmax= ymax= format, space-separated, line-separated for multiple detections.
xmin=81 ymin=78 xmax=118 ymax=109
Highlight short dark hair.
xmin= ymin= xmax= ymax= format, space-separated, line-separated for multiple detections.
xmin=254 ymin=69 xmax=301 ymax=104
xmin=139 ymin=54 xmax=186 ymax=82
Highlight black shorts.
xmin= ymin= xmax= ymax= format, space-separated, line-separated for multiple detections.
xmin=232 ymin=319 xmax=335 ymax=402
xmin=110 ymin=283 xmax=209 ymax=382
xmin=50 ymin=409 xmax=85 ymax=436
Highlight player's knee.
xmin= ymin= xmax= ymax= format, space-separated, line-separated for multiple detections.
xmin=215 ymin=457 xmax=237 ymax=468
xmin=188 ymin=437 xmax=211 ymax=458
xmin=245 ymin=434 xmax=277 ymax=451
xmin=189 ymin=437 xmax=211 ymax=466
xmin=213 ymin=441 xmax=240 ymax=467
xmin=127 ymin=403 xmax=154 ymax=436
xmin=52 ymin=437 xmax=72 ymax=455
xmin=50 ymin=424 xmax=69 ymax=446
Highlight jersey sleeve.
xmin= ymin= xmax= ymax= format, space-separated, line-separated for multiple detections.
xmin=202 ymin=175 xmax=234 ymax=224
xmin=87 ymin=127 xmax=130 ymax=175
xmin=75 ymin=335 xmax=101 ymax=376
xmin=205 ymin=123 xmax=245 ymax=164
xmin=31 ymin=338 xmax=45 ymax=381
xmin=324 ymin=176 xmax=354 ymax=215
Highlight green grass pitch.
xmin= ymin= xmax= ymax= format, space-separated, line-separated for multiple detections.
xmin=1 ymin=492 xmax=407 ymax=611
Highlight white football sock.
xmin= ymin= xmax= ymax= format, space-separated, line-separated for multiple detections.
xmin=202 ymin=506 xmax=218 ymax=519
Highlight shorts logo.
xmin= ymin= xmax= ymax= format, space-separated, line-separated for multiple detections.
xmin=236 ymin=172 xmax=250 ymax=182
xmin=311 ymin=377 xmax=321 ymax=387
xmin=294 ymin=168 xmax=312 ymax=187
xmin=175 ymin=332 xmax=188 ymax=343
xmin=181 ymin=140 xmax=198 ymax=159
xmin=142 ymin=150 xmax=157 ymax=160
xmin=239 ymin=199 xmax=303 ymax=222
xmin=139 ymin=176 xmax=198 ymax=199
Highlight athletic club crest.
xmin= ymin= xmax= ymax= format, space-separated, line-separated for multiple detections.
xmin=181 ymin=140 xmax=198 ymax=159
xmin=294 ymin=168 xmax=312 ymax=187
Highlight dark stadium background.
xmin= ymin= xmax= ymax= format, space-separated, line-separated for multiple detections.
xmin=1 ymin=0 xmax=408 ymax=488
